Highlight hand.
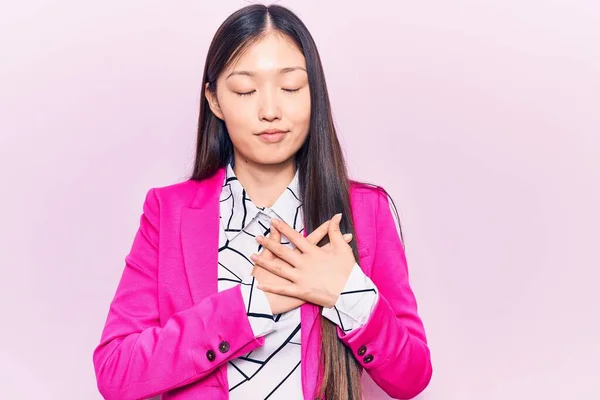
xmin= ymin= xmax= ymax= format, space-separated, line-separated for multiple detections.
xmin=251 ymin=217 xmax=354 ymax=315
xmin=251 ymin=213 xmax=357 ymax=308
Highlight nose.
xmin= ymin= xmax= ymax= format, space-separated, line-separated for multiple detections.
xmin=258 ymin=88 xmax=281 ymax=122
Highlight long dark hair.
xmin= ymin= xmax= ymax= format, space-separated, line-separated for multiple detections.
xmin=189 ymin=4 xmax=402 ymax=399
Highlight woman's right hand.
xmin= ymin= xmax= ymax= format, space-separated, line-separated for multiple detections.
xmin=252 ymin=218 xmax=353 ymax=315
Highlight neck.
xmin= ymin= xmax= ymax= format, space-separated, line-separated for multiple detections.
xmin=231 ymin=155 xmax=297 ymax=208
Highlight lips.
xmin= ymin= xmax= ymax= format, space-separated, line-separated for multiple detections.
xmin=257 ymin=130 xmax=288 ymax=143
xmin=258 ymin=129 xmax=287 ymax=135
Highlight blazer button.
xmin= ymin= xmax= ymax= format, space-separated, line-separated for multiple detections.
xmin=206 ymin=349 xmax=216 ymax=362
xmin=363 ymin=354 xmax=374 ymax=364
xmin=357 ymin=345 xmax=367 ymax=356
xmin=219 ymin=341 xmax=230 ymax=353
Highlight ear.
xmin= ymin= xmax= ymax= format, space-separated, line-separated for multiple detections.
xmin=205 ymin=82 xmax=224 ymax=120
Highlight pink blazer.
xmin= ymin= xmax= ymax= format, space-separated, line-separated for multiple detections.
xmin=93 ymin=167 xmax=432 ymax=400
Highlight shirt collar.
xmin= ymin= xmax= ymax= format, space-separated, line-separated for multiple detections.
xmin=219 ymin=163 xmax=303 ymax=240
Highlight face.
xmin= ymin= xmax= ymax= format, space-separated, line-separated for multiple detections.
xmin=205 ymin=32 xmax=311 ymax=167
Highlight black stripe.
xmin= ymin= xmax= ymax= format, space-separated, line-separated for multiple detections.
xmin=264 ymin=360 xmax=301 ymax=399
xmin=247 ymin=312 xmax=274 ymax=320
xmin=340 ymin=288 xmax=377 ymax=295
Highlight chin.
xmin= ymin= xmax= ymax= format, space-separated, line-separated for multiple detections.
xmin=252 ymin=152 xmax=296 ymax=166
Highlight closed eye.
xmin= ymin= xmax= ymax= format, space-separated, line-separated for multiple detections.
xmin=235 ymin=88 xmax=301 ymax=97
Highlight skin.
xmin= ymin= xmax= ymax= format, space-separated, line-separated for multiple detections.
xmin=205 ymin=30 xmax=310 ymax=208
xmin=255 ymin=219 xmax=355 ymax=314
xmin=205 ymin=30 xmax=356 ymax=314
xmin=253 ymin=215 xmax=357 ymax=312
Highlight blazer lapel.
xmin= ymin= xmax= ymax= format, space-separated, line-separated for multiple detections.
xmin=180 ymin=167 xmax=226 ymax=304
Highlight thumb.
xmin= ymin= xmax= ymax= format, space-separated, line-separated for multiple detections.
xmin=328 ymin=213 xmax=345 ymax=248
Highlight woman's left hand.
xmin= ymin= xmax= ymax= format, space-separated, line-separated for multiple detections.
xmin=250 ymin=213 xmax=356 ymax=308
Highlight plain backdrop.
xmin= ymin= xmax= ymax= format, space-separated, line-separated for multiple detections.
xmin=1 ymin=1 xmax=599 ymax=399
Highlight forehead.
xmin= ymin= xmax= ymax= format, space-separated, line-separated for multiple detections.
xmin=227 ymin=32 xmax=306 ymax=75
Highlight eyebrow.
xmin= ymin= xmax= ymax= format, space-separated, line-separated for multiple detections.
xmin=226 ymin=66 xmax=307 ymax=80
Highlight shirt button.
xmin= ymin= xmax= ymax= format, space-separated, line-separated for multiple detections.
xmin=206 ymin=349 xmax=216 ymax=362
xmin=363 ymin=354 xmax=374 ymax=364
xmin=357 ymin=345 xmax=367 ymax=356
xmin=219 ymin=341 xmax=230 ymax=353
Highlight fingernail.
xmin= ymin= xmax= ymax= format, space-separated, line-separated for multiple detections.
xmin=271 ymin=218 xmax=280 ymax=225
xmin=256 ymin=236 xmax=264 ymax=242
xmin=250 ymin=253 xmax=258 ymax=261
xmin=336 ymin=213 xmax=343 ymax=221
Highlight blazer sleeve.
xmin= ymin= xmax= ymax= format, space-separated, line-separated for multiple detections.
xmin=336 ymin=188 xmax=433 ymax=399
xmin=93 ymin=188 xmax=265 ymax=400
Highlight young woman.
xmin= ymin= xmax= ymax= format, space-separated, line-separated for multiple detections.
xmin=93 ymin=4 xmax=432 ymax=400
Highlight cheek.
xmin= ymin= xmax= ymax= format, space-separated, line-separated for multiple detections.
xmin=285 ymin=92 xmax=311 ymax=126
xmin=220 ymin=99 xmax=255 ymax=141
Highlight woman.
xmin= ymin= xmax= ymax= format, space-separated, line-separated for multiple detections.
xmin=93 ymin=4 xmax=432 ymax=400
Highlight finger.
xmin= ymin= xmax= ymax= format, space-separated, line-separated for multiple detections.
xmin=291 ymin=219 xmax=330 ymax=255
xmin=271 ymin=218 xmax=315 ymax=254
xmin=328 ymin=213 xmax=346 ymax=248
xmin=343 ymin=233 xmax=353 ymax=242
xmin=270 ymin=223 xmax=282 ymax=242
xmin=272 ymin=225 xmax=294 ymax=255
xmin=257 ymin=281 xmax=297 ymax=298
xmin=262 ymin=225 xmax=282 ymax=260
xmin=320 ymin=233 xmax=352 ymax=252
xmin=259 ymin=242 xmax=275 ymax=261
xmin=256 ymin=234 xmax=302 ymax=267
xmin=252 ymin=264 xmax=294 ymax=284
xmin=305 ymin=219 xmax=331 ymax=245
xmin=251 ymin=253 xmax=297 ymax=281
xmin=294 ymin=227 xmax=352 ymax=254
